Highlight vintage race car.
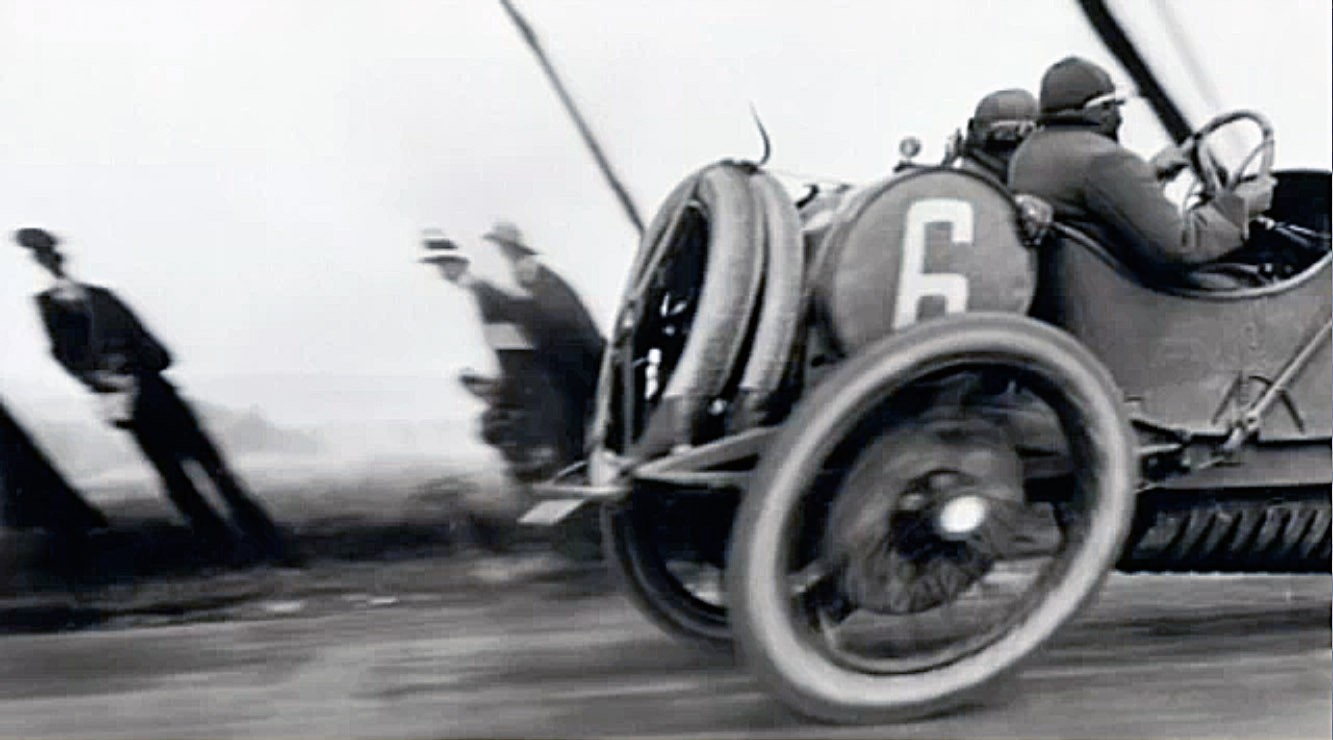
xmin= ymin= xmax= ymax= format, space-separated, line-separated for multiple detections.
xmin=522 ymin=109 xmax=1332 ymax=723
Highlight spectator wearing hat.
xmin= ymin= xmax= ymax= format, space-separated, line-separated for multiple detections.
xmin=1009 ymin=56 xmax=1275 ymax=283
xmin=482 ymin=222 xmax=605 ymax=456
xmin=482 ymin=222 xmax=606 ymax=560
xmin=421 ymin=225 xmax=606 ymax=560
xmin=419 ymin=228 xmax=570 ymax=484
xmin=953 ymin=88 xmax=1039 ymax=184
xmin=14 ymin=228 xmax=293 ymax=563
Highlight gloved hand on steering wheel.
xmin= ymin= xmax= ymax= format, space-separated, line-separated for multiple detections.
xmin=1178 ymin=110 xmax=1278 ymax=233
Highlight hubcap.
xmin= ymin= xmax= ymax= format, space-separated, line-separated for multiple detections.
xmin=824 ymin=415 xmax=1026 ymax=615
xmin=936 ymin=494 xmax=989 ymax=539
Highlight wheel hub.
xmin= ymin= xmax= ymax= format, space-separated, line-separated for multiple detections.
xmin=936 ymin=494 xmax=989 ymax=539
xmin=825 ymin=415 xmax=1026 ymax=615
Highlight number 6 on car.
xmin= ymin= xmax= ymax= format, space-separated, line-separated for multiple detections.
xmin=892 ymin=198 xmax=974 ymax=330
xmin=817 ymin=170 xmax=1037 ymax=354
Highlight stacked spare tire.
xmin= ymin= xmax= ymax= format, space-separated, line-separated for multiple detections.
xmin=597 ymin=161 xmax=806 ymax=649
xmin=600 ymin=161 xmax=805 ymax=457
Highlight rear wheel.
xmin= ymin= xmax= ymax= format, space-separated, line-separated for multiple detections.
xmin=599 ymin=163 xmax=770 ymax=649
xmin=602 ymin=492 xmax=735 ymax=650
xmin=727 ymin=313 xmax=1136 ymax=723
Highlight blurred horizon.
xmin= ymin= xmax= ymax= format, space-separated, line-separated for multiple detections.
xmin=3 ymin=381 xmax=500 ymax=493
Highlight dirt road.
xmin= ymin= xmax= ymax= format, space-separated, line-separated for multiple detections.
xmin=0 ymin=563 xmax=1325 ymax=739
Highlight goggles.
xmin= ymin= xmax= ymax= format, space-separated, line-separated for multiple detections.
xmin=979 ymin=118 xmax=1037 ymax=143
xmin=1081 ymin=89 xmax=1139 ymax=110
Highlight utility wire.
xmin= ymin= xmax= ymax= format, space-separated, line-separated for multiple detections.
xmin=1152 ymin=0 xmax=1226 ymax=113
xmin=1151 ymin=0 xmax=1248 ymax=158
xmin=1076 ymin=0 xmax=1192 ymax=143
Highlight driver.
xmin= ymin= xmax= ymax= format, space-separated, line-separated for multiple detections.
xmin=1009 ymin=56 xmax=1275 ymax=284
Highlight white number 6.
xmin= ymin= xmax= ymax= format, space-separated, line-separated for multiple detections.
xmin=892 ymin=199 xmax=974 ymax=329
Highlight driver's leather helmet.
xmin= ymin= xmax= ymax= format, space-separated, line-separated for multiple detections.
xmin=1038 ymin=56 xmax=1124 ymax=139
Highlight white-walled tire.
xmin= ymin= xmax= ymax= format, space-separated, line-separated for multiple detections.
xmin=726 ymin=313 xmax=1136 ymax=723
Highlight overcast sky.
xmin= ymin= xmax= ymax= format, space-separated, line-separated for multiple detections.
xmin=1 ymin=0 xmax=1329 ymax=425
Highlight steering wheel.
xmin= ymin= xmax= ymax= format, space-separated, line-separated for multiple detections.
xmin=1181 ymin=110 xmax=1274 ymax=203
xmin=1179 ymin=110 xmax=1330 ymax=275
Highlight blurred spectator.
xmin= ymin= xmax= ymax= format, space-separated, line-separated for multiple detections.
xmin=484 ymin=221 xmax=605 ymax=459
xmin=420 ymin=229 xmax=575 ymax=482
xmin=0 ymin=398 xmax=107 ymax=536
xmin=421 ymin=224 xmax=606 ymax=559
xmin=15 ymin=227 xmax=295 ymax=565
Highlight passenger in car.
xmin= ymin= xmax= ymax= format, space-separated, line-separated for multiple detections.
xmin=953 ymin=88 xmax=1038 ymax=185
xmin=1009 ymin=56 xmax=1275 ymax=284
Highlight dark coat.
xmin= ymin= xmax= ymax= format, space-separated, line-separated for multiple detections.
xmin=465 ymin=277 xmax=585 ymax=478
xmin=35 ymin=285 xmax=172 ymax=393
xmin=463 ymin=268 xmax=605 ymax=478
xmin=470 ymin=279 xmax=532 ymax=331
xmin=1009 ymin=124 xmax=1249 ymax=280
xmin=522 ymin=264 xmax=605 ymax=392
xmin=956 ymin=147 xmax=1011 ymax=186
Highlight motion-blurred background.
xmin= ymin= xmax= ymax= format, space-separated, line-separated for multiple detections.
xmin=0 ymin=0 xmax=1328 ymax=494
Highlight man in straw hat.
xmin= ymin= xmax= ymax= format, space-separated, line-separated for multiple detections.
xmin=14 ymin=227 xmax=294 ymax=564
xmin=419 ymin=227 xmax=569 ymax=483
xmin=482 ymin=221 xmax=604 ymax=452
xmin=422 ymin=224 xmax=606 ymax=559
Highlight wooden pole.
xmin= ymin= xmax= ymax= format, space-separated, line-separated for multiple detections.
xmin=498 ymin=0 xmax=646 ymax=237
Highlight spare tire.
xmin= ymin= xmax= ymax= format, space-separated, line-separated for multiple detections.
xmin=598 ymin=161 xmax=782 ymax=649
xmin=730 ymin=171 xmax=805 ymax=430
xmin=618 ymin=162 xmax=766 ymax=456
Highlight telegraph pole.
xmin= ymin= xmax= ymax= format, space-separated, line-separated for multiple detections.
xmin=497 ymin=0 xmax=646 ymax=237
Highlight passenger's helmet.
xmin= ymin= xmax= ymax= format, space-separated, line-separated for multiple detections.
xmin=14 ymin=227 xmax=59 ymax=252
xmin=966 ymin=89 xmax=1038 ymax=150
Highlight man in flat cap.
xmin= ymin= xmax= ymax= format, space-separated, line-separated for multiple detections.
xmin=1009 ymin=56 xmax=1274 ymax=284
xmin=953 ymin=88 xmax=1039 ymax=184
xmin=15 ymin=228 xmax=293 ymax=564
